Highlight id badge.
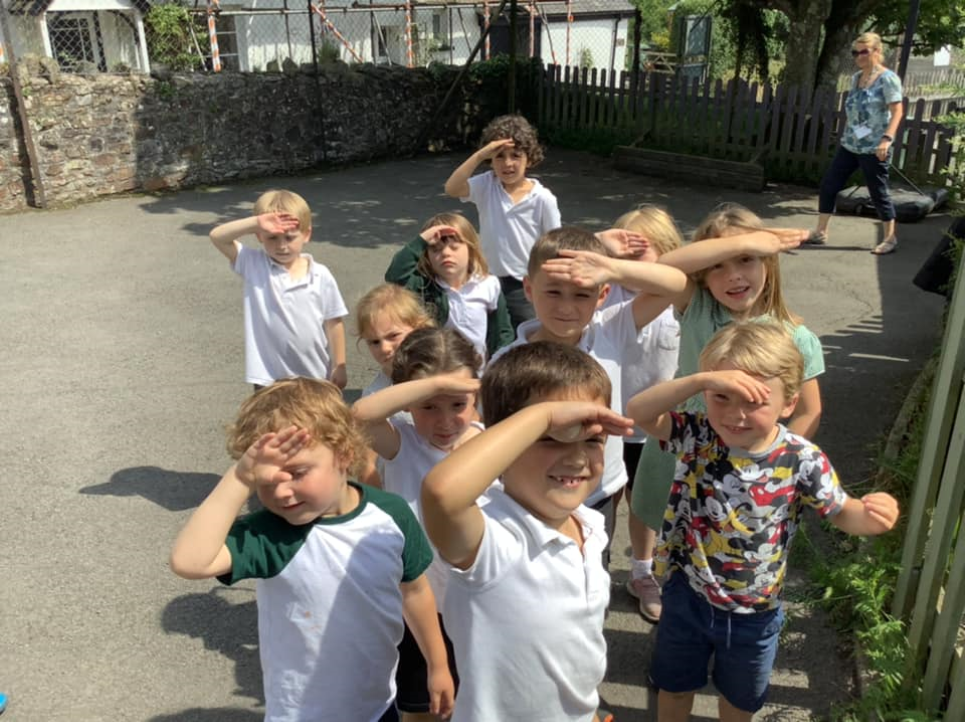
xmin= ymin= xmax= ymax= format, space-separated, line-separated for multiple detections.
xmin=853 ymin=125 xmax=872 ymax=139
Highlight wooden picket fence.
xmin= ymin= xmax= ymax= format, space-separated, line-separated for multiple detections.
xmin=892 ymin=228 xmax=965 ymax=717
xmin=537 ymin=64 xmax=961 ymax=184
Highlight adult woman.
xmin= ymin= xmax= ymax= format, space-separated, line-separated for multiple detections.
xmin=809 ymin=32 xmax=904 ymax=255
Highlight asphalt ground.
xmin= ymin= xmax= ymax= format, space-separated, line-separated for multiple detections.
xmin=0 ymin=148 xmax=951 ymax=721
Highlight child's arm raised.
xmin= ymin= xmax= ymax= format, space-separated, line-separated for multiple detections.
xmin=385 ymin=225 xmax=457 ymax=290
xmin=323 ymin=317 xmax=347 ymax=390
xmin=626 ymin=371 xmax=772 ymax=441
xmin=541 ymin=250 xmax=688 ymax=330
xmin=400 ymin=575 xmax=456 ymax=719
xmin=422 ymin=401 xmax=633 ymax=570
xmin=829 ymin=493 xmax=899 ymax=536
xmin=208 ymin=213 xmax=301 ymax=264
xmin=169 ymin=427 xmax=310 ymax=579
xmin=352 ymin=374 xmax=481 ymax=461
xmin=444 ymin=139 xmax=515 ymax=198
xmin=658 ymin=229 xmax=806 ymax=275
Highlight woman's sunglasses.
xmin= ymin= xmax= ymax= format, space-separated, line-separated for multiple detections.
xmin=851 ymin=49 xmax=872 ymax=57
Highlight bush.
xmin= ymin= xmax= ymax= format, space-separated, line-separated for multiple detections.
xmin=145 ymin=4 xmax=206 ymax=72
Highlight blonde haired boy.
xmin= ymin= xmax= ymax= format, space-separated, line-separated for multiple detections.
xmin=170 ymin=379 xmax=454 ymax=722
xmin=627 ymin=322 xmax=899 ymax=722
xmin=209 ymin=189 xmax=348 ymax=389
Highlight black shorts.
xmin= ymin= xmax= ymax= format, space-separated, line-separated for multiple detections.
xmin=395 ymin=614 xmax=459 ymax=713
xmin=623 ymin=440 xmax=644 ymax=491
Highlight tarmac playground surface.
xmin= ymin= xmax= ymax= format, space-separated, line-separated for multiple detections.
xmin=0 ymin=148 xmax=952 ymax=721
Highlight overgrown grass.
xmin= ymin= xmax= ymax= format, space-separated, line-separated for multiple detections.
xmin=796 ymin=367 xmax=942 ymax=721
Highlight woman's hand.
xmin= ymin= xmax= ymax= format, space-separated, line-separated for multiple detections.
xmin=876 ymin=139 xmax=892 ymax=162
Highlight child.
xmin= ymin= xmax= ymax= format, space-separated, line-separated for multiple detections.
xmin=385 ymin=212 xmax=514 ymax=361
xmin=209 ymin=190 xmax=348 ymax=390
xmin=355 ymin=284 xmax=436 ymax=487
xmin=170 ymin=379 xmax=455 ymax=722
xmin=495 ymin=226 xmax=688 ymax=566
xmin=626 ymin=322 xmax=899 ymax=721
xmin=598 ymin=205 xmax=683 ymax=623
xmin=444 ymin=114 xmax=561 ymax=328
xmin=630 ymin=204 xmax=816 ymax=544
xmin=352 ymin=327 xmax=482 ymax=722
xmin=421 ymin=342 xmax=635 ymax=722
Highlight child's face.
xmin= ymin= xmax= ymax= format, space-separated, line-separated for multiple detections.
xmin=703 ymin=254 xmax=767 ymax=319
xmin=408 ymin=368 xmax=477 ymax=451
xmin=502 ymin=389 xmax=608 ymax=525
xmin=491 ymin=145 xmax=529 ymax=189
xmin=428 ymin=232 xmax=471 ymax=287
xmin=363 ymin=313 xmax=417 ymax=375
xmin=523 ymin=270 xmax=608 ymax=343
xmin=255 ymin=441 xmax=352 ymax=525
xmin=703 ymin=362 xmax=798 ymax=452
xmin=257 ymin=226 xmax=311 ymax=269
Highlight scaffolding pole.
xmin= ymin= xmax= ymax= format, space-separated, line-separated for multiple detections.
xmin=207 ymin=0 xmax=222 ymax=71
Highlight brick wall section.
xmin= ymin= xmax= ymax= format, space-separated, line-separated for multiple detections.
xmin=0 ymin=60 xmax=491 ymax=213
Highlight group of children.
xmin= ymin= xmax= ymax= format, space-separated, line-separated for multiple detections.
xmin=171 ymin=114 xmax=900 ymax=722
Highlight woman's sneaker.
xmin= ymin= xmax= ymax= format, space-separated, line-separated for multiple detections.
xmin=626 ymin=574 xmax=661 ymax=623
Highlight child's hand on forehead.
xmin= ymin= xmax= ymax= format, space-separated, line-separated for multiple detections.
xmin=420 ymin=224 xmax=461 ymax=244
xmin=236 ymin=425 xmax=311 ymax=488
xmin=479 ymin=138 xmax=515 ymax=160
xmin=744 ymin=228 xmax=808 ymax=255
xmin=256 ymin=212 xmax=300 ymax=235
xmin=596 ymin=228 xmax=649 ymax=259
xmin=702 ymin=370 xmax=772 ymax=404
xmin=541 ymin=250 xmax=613 ymax=288
xmin=433 ymin=373 xmax=481 ymax=396
xmin=544 ymin=401 xmax=634 ymax=442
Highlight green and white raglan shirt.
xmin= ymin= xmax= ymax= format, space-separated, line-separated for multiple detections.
xmin=217 ymin=482 xmax=433 ymax=722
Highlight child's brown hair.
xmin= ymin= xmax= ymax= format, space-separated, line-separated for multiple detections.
xmin=420 ymin=212 xmax=489 ymax=280
xmin=227 ymin=378 xmax=368 ymax=476
xmin=481 ymin=342 xmax=611 ymax=426
xmin=613 ymin=204 xmax=684 ymax=257
xmin=480 ymin=114 xmax=545 ymax=167
xmin=692 ymin=203 xmax=799 ymax=325
xmin=390 ymin=327 xmax=482 ymax=385
xmin=253 ymin=189 xmax=312 ymax=232
xmin=526 ymin=226 xmax=609 ymax=279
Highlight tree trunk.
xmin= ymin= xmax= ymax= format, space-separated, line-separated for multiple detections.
xmin=815 ymin=20 xmax=859 ymax=95
xmin=780 ymin=0 xmax=832 ymax=98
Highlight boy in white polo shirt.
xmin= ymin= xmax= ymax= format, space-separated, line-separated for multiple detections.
xmin=444 ymin=114 xmax=561 ymax=328
xmin=492 ymin=227 xmax=688 ymax=567
xmin=422 ymin=342 xmax=634 ymax=722
xmin=209 ymin=189 xmax=348 ymax=390
xmin=170 ymin=378 xmax=454 ymax=722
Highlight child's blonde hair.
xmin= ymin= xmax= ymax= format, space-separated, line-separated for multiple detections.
xmin=227 ymin=378 xmax=368 ymax=477
xmin=613 ymin=204 xmax=684 ymax=257
xmin=355 ymin=284 xmax=435 ymax=340
xmin=692 ymin=203 xmax=799 ymax=325
xmin=420 ymin=212 xmax=489 ymax=280
xmin=480 ymin=114 xmax=545 ymax=167
xmin=253 ymin=189 xmax=312 ymax=231
xmin=699 ymin=322 xmax=804 ymax=399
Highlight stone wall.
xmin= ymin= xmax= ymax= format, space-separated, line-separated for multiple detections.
xmin=0 ymin=59 xmax=505 ymax=212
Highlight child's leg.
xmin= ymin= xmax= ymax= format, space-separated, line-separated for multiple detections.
xmin=658 ymin=690 xmax=697 ymax=722
xmin=718 ymin=696 xmax=755 ymax=722
xmin=709 ymin=605 xmax=784 ymax=720
xmin=624 ymin=441 xmax=662 ymax=621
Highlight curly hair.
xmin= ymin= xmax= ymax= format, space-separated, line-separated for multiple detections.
xmin=226 ymin=378 xmax=368 ymax=477
xmin=480 ymin=114 xmax=545 ymax=167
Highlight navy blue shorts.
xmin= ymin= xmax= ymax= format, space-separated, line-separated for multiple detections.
xmin=395 ymin=615 xmax=459 ymax=713
xmin=650 ymin=573 xmax=784 ymax=712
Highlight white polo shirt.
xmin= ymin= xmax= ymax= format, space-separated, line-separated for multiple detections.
xmin=443 ymin=487 xmax=610 ymax=722
xmin=232 ymin=244 xmax=348 ymax=386
xmin=493 ymin=300 xmax=639 ymax=504
xmin=463 ymin=170 xmax=561 ymax=280
xmin=440 ymin=274 xmax=501 ymax=361
xmin=383 ymin=418 xmax=485 ymax=606
xmin=603 ymin=285 xmax=680 ymax=443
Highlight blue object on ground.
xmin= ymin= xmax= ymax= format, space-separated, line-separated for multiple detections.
xmin=0 ymin=692 xmax=7 ymax=714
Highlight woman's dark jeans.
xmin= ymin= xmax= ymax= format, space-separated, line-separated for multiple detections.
xmin=819 ymin=145 xmax=896 ymax=222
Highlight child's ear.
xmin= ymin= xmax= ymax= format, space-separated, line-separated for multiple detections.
xmin=523 ymin=276 xmax=534 ymax=302
xmin=780 ymin=392 xmax=800 ymax=420
xmin=595 ymin=283 xmax=611 ymax=309
xmin=336 ymin=451 xmax=354 ymax=476
xmin=302 ymin=226 xmax=313 ymax=243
